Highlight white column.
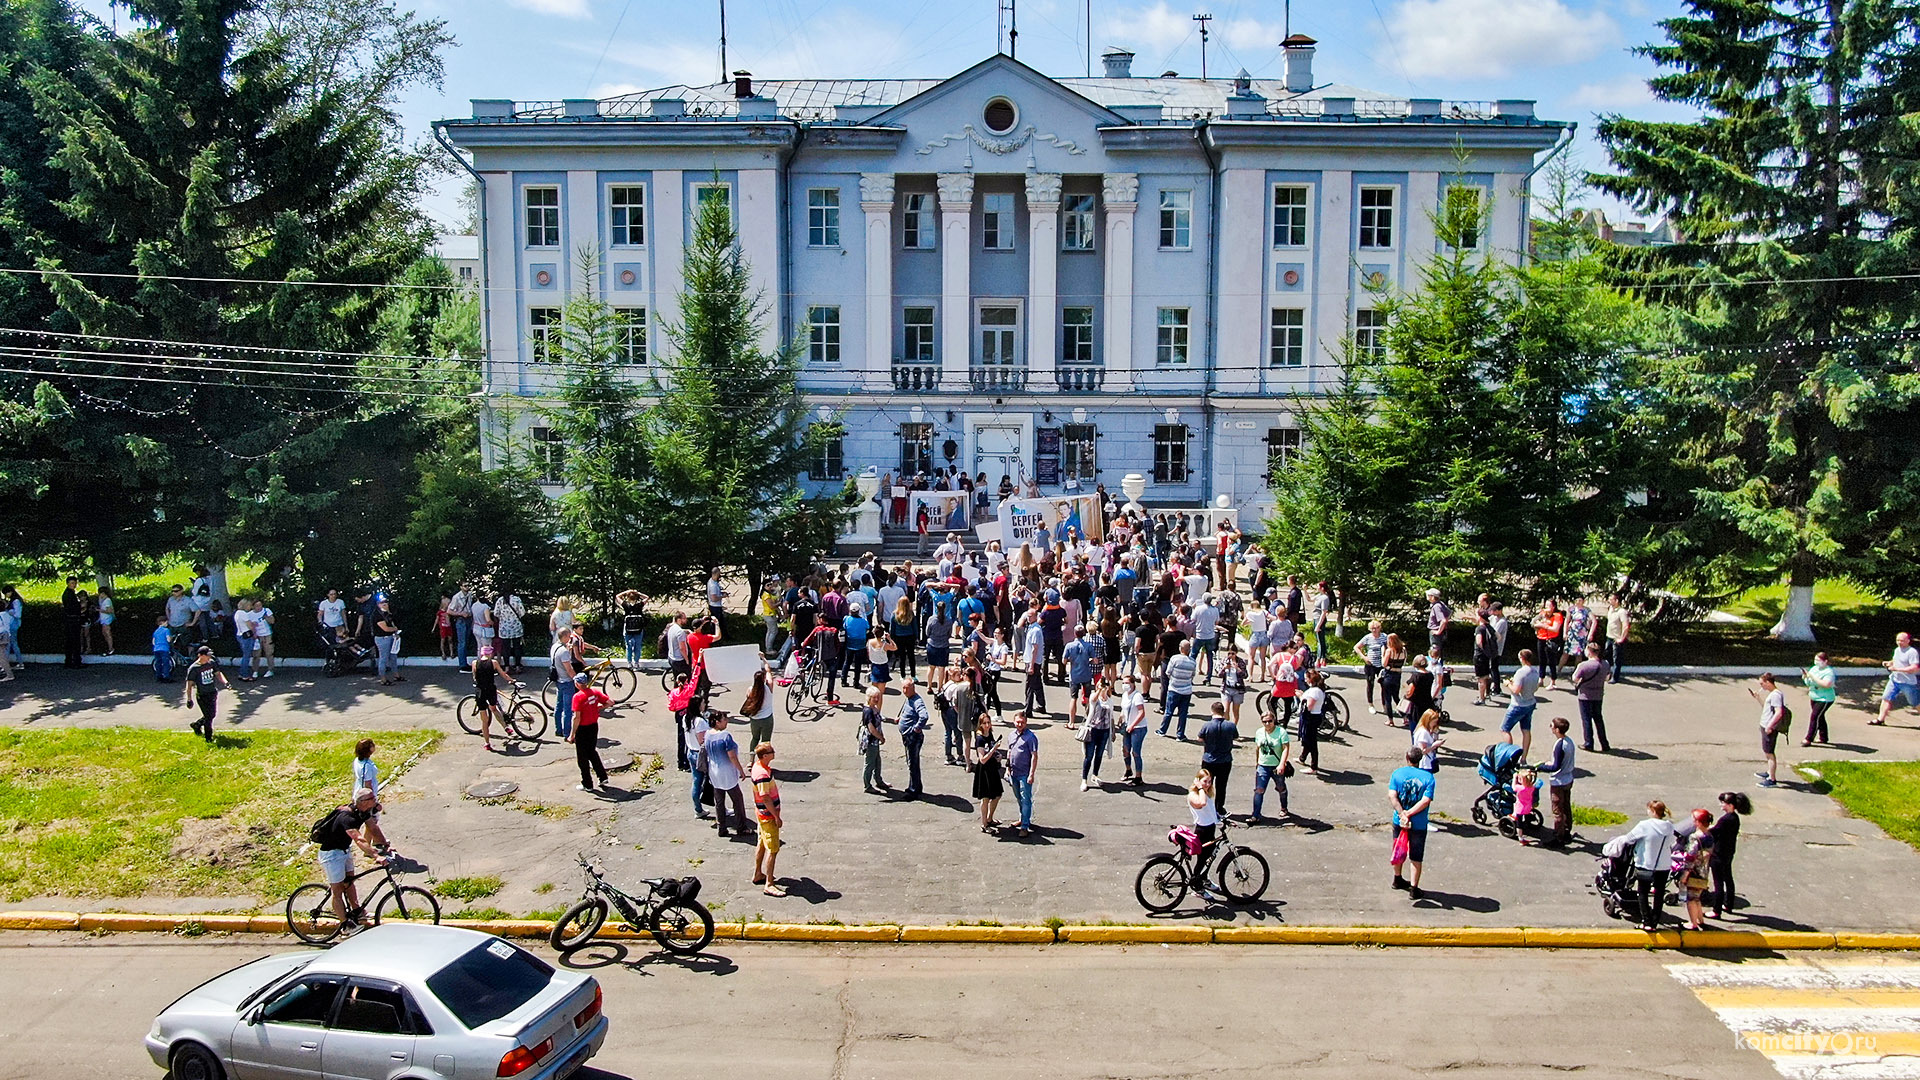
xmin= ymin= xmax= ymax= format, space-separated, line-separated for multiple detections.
xmin=1024 ymin=173 xmax=1061 ymax=392
xmin=860 ymin=173 xmax=895 ymax=390
xmin=480 ymin=171 xmax=518 ymax=399
xmin=1314 ymin=170 xmax=1352 ymax=371
xmin=652 ymin=170 xmax=685 ymax=342
xmin=937 ymin=172 xmax=975 ymax=389
xmin=738 ymin=168 xmax=780 ymax=353
xmin=1101 ymin=173 xmax=1138 ymax=380
xmin=1405 ymin=171 xmax=1440 ymax=268
xmin=1215 ymin=168 xmax=1265 ymax=395
xmin=565 ymin=169 xmax=598 ymax=293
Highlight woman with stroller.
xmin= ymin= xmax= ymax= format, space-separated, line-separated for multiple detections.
xmin=1613 ymin=801 xmax=1678 ymax=931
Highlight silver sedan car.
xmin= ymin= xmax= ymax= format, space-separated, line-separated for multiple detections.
xmin=145 ymin=923 xmax=609 ymax=1080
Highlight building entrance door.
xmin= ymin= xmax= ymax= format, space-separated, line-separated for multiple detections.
xmin=974 ymin=425 xmax=1024 ymax=494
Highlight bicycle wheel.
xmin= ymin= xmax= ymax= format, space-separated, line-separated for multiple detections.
xmin=785 ymin=680 xmax=804 ymax=714
xmin=1326 ymin=691 xmax=1351 ymax=732
xmin=649 ymin=900 xmax=715 ymax=955
xmin=549 ymin=896 xmax=609 ymax=952
xmin=540 ymin=678 xmax=558 ymax=712
xmin=456 ymin=695 xmax=483 ymax=735
xmin=1254 ymin=690 xmax=1273 ymax=718
xmin=373 ymin=885 xmax=442 ymax=926
xmin=602 ymin=665 xmax=638 ymax=705
xmin=661 ymin=667 xmax=687 ymax=693
xmin=286 ymin=884 xmax=342 ymax=944
xmin=1134 ymin=854 xmax=1189 ymax=913
xmin=509 ymin=698 xmax=549 ymax=741
xmin=1215 ymin=847 xmax=1270 ymax=904
xmin=1316 ymin=710 xmax=1338 ymax=740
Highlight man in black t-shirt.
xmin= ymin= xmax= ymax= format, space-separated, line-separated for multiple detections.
xmin=315 ymin=788 xmax=382 ymax=929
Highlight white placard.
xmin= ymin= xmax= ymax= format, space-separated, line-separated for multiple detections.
xmin=698 ymin=644 xmax=766 ymax=686
xmin=974 ymin=520 xmax=1002 ymax=545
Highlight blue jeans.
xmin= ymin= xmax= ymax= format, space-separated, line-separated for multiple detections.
xmin=553 ymin=686 xmax=574 ymax=740
xmin=1081 ymin=727 xmax=1110 ymax=780
xmin=1159 ymin=691 xmax=1193 ymax=738
xmin=688 ymin=748 xmax=707 ymax=813
xmin=455 ymin=617 xmax=471 ymax=667
xmin=1194 ymin=637 xmax=1217 ymax=680
xmin=1254 ymin=763 xmax=1288 ymax=817
xmin=374 ymin=634 xmax=398 ymax=680
xmin=1011 ymin=774 xmax=1035 ymax=828
xmin=153 ymin=649 xmax=174 ymax=681
xmin=1123 ymin=726 xmax=1147 ymax=776
xmin=624 ymin=633 xmax=645 ymax=665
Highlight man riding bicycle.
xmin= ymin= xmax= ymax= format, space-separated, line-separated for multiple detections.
xmin=313 ymin=788 xmax=384 ymax=933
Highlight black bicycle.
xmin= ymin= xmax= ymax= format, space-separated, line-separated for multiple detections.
xmin=1253 ymin=688 xmax=1351 ymax=737
xmin=549 ymin=855 xmax=714 ymax=956
xmin=286 ymin=858 xmax=440 ymax=944
xmin=1135 ymin=817 xmax=1270 ymax=913
xmin=455 ymin=680 xmax=548 ymax=743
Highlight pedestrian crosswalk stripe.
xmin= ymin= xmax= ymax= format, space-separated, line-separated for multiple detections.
xmin=1669 ymin=960 xmax=1920 ymax=1080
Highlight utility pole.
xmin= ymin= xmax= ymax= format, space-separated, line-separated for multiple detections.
xmin=1086 ymin=0 xmax=1092 ymax=76
xmin=719 ymin=0 xmax=729 ymax=85
xmin=1193 ymin=12 xmax=1212 ymax=79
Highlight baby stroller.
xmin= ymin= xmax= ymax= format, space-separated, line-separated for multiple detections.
xmin=318 ymin=631 xmax=372 ymax=678
xmin=1470 ymin=742 xmax=1540 ymax=837
xmin=1594 ymin=844 xmax=1643 ymax=922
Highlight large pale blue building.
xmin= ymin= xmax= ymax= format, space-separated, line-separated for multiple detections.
xmin=435 ymin=40 xmax=1569 ymax=521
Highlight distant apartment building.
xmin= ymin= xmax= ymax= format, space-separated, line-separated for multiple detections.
xmin=435 ymin=40 xmax=1569 ymax=515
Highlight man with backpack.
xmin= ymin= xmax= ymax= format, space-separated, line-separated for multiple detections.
xmin=311 ymin=788 xmax=383 ymax=932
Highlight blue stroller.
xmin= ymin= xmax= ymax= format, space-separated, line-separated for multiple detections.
xmin=1471 ymin=742 xmax=1540 ymax=836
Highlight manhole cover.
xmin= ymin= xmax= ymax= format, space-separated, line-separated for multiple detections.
xmin=465 ymin=780 xmax=518 ymax=800
xmin=602 ymin=751 xmax=635 ymax=772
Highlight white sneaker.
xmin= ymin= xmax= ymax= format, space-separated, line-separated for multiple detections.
xmin=1080 ymin=780 xmax=1090 ymax=792
xmin=263 ymin=670 xmax=274 ymax=679
xmin=577 ymin=783 xmax=594 ymax=792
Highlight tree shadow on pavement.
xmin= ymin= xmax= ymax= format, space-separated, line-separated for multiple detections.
xmin=1410 ymin=889 xmax=1500 ymax=913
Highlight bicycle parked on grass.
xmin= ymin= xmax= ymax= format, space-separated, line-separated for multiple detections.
xmin=549 ymin=855 xmax=714 ymax=956
xmin=456 ymin=679 xmax=548 ymax=743
xmin=285 ymin=858 xmax=440 ymax=944
xmin=543 ymin=652 xmax=640 ymax=711
xmin=1135 ymin=816 xmax=1270 ymax=914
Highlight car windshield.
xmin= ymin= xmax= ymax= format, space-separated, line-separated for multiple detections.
xmin=424 ymin=940 xmax=554 ymax=1029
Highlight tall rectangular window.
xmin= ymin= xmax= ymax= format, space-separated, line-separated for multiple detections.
xmin=1354 ymin=308 xmax=1387 ymax=359
xmin=901 ymin=193 xmax=933 ymax=250
xmin=1272 ymin=185 xmax=1309 ymax=247
xmin=528 ymin=306 xmax=560 ymax=362
xmin=807 ymin=188 xmax=841 ymax=247
xmin=1062 ymin=423 xmax=1097 ymax=480
xmin=810 ymin=423 xmax=844 ymax=481
xmin=693 ymin=182 xmax=731 ymax=224
xmin=807 ymin=305 xmax=841 ymax=364
xmin=1061 ymin=307 xmax=1094 ymax=364
xmin=903 ymin=306 xmax=935 ymax=361
xmin=608 ymin=185 xmax=645 ymax=246
xmin=1265 ymin=428 xmax=1302 ymax=482
xmin=1159 ymin=190 xmax=1192 ymax=250
xmin=1269 ymin=308 xmax=1305 ymax=367
xmin=531 ymin=426 xmax=565 ymax=484
xmin=1358 ymin=186 xmax=1396 ymax=249
xmin=1442 ymin=184 xmax=1482 ymax=250
xmin=1062 ymin=193 xmax=1096 ymax=251
xmin=982 ymin=193 xmax=1015 ymax=251
xmin=1156 ymin=307 xmax=1190 ymax=365
xmin=1152 ymin=424 xmax=1189 ymax=483
xmin=523 ymin=186 xmax=559 ymax=247
xmin=899 ymin=422 xmax=934 ymax=476
xmin=613 ymin=307 xmax=647 ymax=364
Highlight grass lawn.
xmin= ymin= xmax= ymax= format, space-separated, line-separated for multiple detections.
xmin=0 ymin=727 xmax=441 ymax=904
xmin=0 ymin=558 xmax=267 ymax=604
xmin=1644 ymin=580 xmax=1917 ymax=667
xmin=1803 ymin=760 xmax=1920 ymax=851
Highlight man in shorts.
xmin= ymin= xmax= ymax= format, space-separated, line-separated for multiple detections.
xmin=750 ymin=743 xmax=786 ymax=896
xmin=1874 ymin=631 xmax=1919 ymax=726
xmin=1502 ymin=648 xmax=1540 ymax=758
xmin=1389 ymin=747 xmax=1436 ymax=900
xmin=315 ymin=788 xmax=383 ymax=930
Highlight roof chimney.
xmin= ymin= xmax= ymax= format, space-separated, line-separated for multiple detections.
xmin=733 ymin=70 xmax=753 ymax=99
xmin=1101 ymin=48 xmax=1135 ymax=78
xmin=1281 ymin=33 xmax=1316 ymax=93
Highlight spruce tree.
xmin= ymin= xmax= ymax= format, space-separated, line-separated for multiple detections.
xmin=1593 ymin=0 xmax=1920 ymax=638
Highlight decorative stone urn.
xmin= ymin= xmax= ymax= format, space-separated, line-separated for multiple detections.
xmin=1120 ymin=473 xmax=1147 ymax=516
xmin=844 ymin=467 xmax=883 ymax=544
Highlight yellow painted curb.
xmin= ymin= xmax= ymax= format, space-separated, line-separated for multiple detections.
xmin=1523 ymin=927 xmax=1663 ymax=948
xmin=1057 ymin=925 xmax=1211 ymax=944
xmin=0 ymin=911 xmax=80 ymax=931
xmin=250 ymin=915 xmax=288 ymax=934
xmin=187 ymin=915 xmax=256 ymax=934
xmin=899 ymin=925 xmax=1056 ymax=943
xmin=1835 ymin=932 xmax=1920 ymax=950
xmin=79 ymin=913 xmax=183 ymax=933
xmin=1364 ymin=927 xmax=1529 ymax=947
xmin=446 ymin=919 xmax=551 ymax=939
xmin=740 ymin=923 xmax=902 ymax=942
xmin=1212 ymin=926 xmax=1359 ymax=944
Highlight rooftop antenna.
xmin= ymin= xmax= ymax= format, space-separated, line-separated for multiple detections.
xmin=1085 ymin=0 xmax=1092 ymax=76
xmin=718 ymin=0 xmax=729 ymax=85
xmin=1284 ymin=0 xmax=1290 ymax=40
xmin=1193 ymin=13 xmax=1212 ymax=79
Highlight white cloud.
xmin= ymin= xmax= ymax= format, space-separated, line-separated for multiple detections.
xmin=1388 ymin=0 xmax=1615 ymax=79
xmin=505 ymin=0 xmax=591 ymax=19
xmin=1569 ymin=74 xmax=1653 ymax=109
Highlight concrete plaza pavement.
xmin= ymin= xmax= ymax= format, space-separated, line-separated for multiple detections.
xmin=5 ymin=655 xmax=1919 ymax=932
xmin=0 ymin=933 xmax=1795 ymax=1079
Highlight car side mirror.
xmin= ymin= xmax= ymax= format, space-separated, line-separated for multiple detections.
xmin=246 ymin=1005 xmax=264 ymax=1026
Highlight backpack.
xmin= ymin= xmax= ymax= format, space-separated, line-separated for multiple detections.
xmin=1768 ymin=703 xmax=1793 ymax=734
xmin=308 ymin=807 xmax=343 ymax=844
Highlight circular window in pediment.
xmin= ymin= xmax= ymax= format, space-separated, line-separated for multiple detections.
xmin=983 ymin=96 xmax=1018 ymax=134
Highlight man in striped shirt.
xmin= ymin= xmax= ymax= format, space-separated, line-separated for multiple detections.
xmin=751 ymin=743 xmax=785 ymax=897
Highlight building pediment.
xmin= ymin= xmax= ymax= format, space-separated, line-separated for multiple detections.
xmin=866 ymin=54 xmax=1126 ymax=172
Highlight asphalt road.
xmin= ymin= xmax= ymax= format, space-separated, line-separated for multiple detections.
xmin=0 ymin=933 xmax=1795 ymax=1080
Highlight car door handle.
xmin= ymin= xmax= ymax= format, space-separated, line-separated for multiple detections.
xmin=300 ymin=1042 xmax=319 ymax=1051
xmin=390 ymin=1052 xmax=409 ymax=1061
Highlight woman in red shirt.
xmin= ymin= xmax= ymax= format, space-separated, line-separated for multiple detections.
xmin=1532 ymin=600 xmax=1566 ymax=690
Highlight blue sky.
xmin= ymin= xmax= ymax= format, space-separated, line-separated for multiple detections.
xmin=88 ymin=0 xmax=1699 ymax=230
